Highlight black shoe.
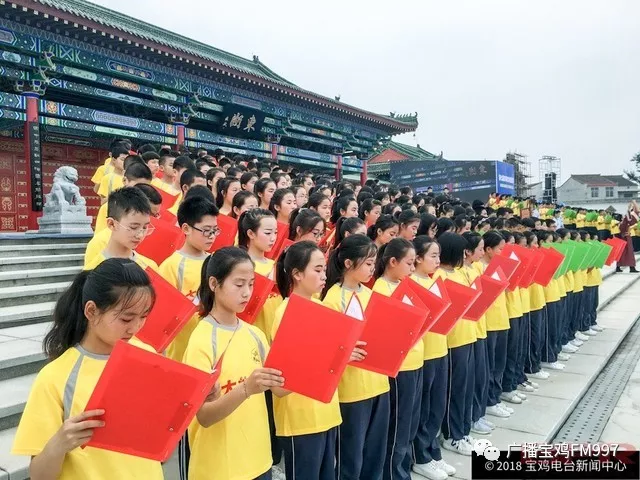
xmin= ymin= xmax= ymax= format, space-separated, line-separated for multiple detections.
xmin=630 ymin=268 xmax=639 ymax=273
xmin=616 ymin=267 xmax=623 ymax=273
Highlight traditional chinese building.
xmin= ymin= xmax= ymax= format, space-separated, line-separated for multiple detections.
xmin=367 ymin=141 xmax=439 ymax=181
xmin=0 ymin=0 xmax=417 ymax=232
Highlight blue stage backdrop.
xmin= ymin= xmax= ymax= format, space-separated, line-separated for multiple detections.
xmin=390 ymin=160 xmax=515 ymax=202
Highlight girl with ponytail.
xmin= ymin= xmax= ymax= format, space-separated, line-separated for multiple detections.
xmin=215 ymin=177 xmax=241 ymax=216
xmin=13 ymin=259 xmax=163 ymax=479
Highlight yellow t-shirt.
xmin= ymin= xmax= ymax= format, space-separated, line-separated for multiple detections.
xmin=83 ymin=251 xmax=159 ymax=272
xmin=543 ymin=278 xmax=561 ymax=303
xmin=322 ymin=284 xmax=390 ymax=402
xmin=12 ymin=345 xmax=163 ymax=480
xmin=183 ymin=317 xmax=272 ymax=480
xmin=91 ymin=157 xmax=113 ymax=186
xmin=505 ymin=287 xmax=523 ymax=320
xmin=557 ymin=275 xmax=567 ymax=298
xmin=596 ymin=216 xmax=606 ymax=231
xmin=576 ymin=214 xmax=586 ymax=229
xmin=271 ymin=298 xmax=342 ymax=436
xmin=84 ymin=228 xmax=111 ymax=268
xmin=563 ymin=272 xmax=575 ymax=293
xmin=468 ymin=262 xmax=488 ymax=339
xmin=528 ymin=283 xmax=546 ymax=312
xmin=98 ymin=172 xmax=124 ymax=199
xmin=433 ymin=268 xmax=477 ymax=349
xmin=611 ymin=220 xmax=620 ymax=236
xmin=573 ymin=269 xmax=585 ymax=293
xmin=159 ymin=250 xmax=208 ymax=362
xmin=94 ymin=202 xmax=108 ymax=234
xmin=585 ymin=268 xmax=603 ymax=287
xmin=168 ymin=193 xmax=183 ymax=217
xmin=251 ymin=259 xmax=282 ymax=344
xmin=520 ymin=286 xmax=531 ymax=314
xmin=411 ymin=274 xmax=449 ymax=359
xmin=372 ymin=277 xmax=424 ymax=371
xmin=152 ymin=177 xmax=180 ymax=195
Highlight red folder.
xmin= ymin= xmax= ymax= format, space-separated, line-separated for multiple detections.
xmin=208 ymin=214 xmax=238 ymax=253
xmin=136 ymin=216 xmax=184 ymax=265
xmin=158 ymin=208 xmax=177 ymax=227
xmin=265 ymin=222 xmax=290 ymax=260
xmin=533 ymin=247 xmax=565 ymax=287
xmin=605 ymin=237 xmax=627 ymax=266
xmin=390 ymin=278 xmax=434 ymax=341
xmin=356 ymin=292 xmax=429 ymax=377
xmin=319 ymin=227 xmax=335 ymax=249
xmin=156 ymin=188 xmax=179 ymax=212
xmin=84 ymin=340 xmax=220 ymax=461
xmin=238 ymin=272 xmax=275 ymax=324
xmin=518 ymin=249 xmax=544 ymax=288
xmin=264 ymin=294 xmax=364 ymax=403
xmin=430 ymin=278 xmax=482 ymax=334
xmin=500 ymin=244 xmax=534 ymax=291
xmin=465 ymin=268 xmax=509 ymax=320
xmin=485 ymin=254 xmax=520 ymax=282
xmin=423 ymin=278 xmax=457 ymax=335
xmin=136 ymin=267 xmax=199 ymax=353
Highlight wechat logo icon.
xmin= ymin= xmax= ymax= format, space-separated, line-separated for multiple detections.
xmin=474 ymin=439 xmax=500 ymax=461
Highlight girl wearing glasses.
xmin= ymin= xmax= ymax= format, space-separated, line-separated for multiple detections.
xmin=289 ymin=209 xmax=326 ymax=244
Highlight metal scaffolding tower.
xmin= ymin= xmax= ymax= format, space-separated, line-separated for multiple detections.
xmin=505 ymin=152 xmax=532 ymax=197
xmin=539 ymin=156 xmax=562 ymax=183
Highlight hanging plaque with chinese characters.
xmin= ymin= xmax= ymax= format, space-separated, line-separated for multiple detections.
xmin=28 ymin=121 xmax=43 ymax=211
xmin=219 ymin=105 xmax=265 ymax=140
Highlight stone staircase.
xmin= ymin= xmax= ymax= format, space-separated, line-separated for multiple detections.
xmin=0 ymin=235 xmax=87 ymax=480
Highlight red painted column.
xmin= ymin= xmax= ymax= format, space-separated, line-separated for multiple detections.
xmin=24 ymin=93 xmax=39 ymax=230
xmin=335 ymin=155 xmax=343 ymax=181
xmin=176 ymin=123 xmax=185 ymax=149
xmin=360 ymin=160 xmax=368 ymax=186
xmin=271 ymin=143 xmax=278 ymax=162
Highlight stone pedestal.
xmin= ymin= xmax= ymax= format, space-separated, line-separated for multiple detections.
xmin=35 ymin=205 xmax=93 ymax=235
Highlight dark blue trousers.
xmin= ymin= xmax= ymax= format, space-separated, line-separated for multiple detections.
xmin=542 ymin=302 xmax=559 ymax=363
xmin=561 ymin=292 xmax=575 ymax=345
xmin=570 ymin=291 xmax=584 ymax=337
xmin=472 ymin=338 xmax=489 ymax=423
xmin=502 ymin=317 xmax=522 ymax=393
xmin=486 ymin=329 xmax=508 ymax=406
xmin=255 ymin=471 xmax=273 ymax=480
xmin=384 ymin=368 xmax=423 ymax=480
xmin=442 ymin=343 xmax=474 ymax=441
xmin=265 ymin=390 xmax=283 ymax=465
xmin=280 ymin=428 xmax=337 ymax=480
xmin=591 ymin=287 xmax=599 ymax=326
xmin=412 ymin=355 xmax=448 ymax=464
xmin=554 ymin=298 xmax=566 ymax=354
xmin=525 ymin=309 xmax=544 ymax=374
xmin=516 ymin=313 xmax=530 ymax=385
xmin=337 ymin=393 xmax=390 ymax=480
xmin=582 ymin=286 xmax=597 ymax=331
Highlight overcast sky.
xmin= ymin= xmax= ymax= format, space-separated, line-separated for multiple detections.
xmin=93 ymin=0 xmax=640 ymax=183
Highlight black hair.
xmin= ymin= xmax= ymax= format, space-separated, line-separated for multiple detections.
xmin=111 ymin=145 xmax=130 ymax=158
xmin=106 ymin=186 xmax=152 ymax=220
xmin=359 ymin=198 xmax=382 ymax=221
xmin=435 ymin=217 xmax=455 ymax=239
xmin=269 ymin=188 xmax=294 ymax=218
xmin=499 ymin=229 xmax=514 ymax=243
xmin=382 ymin=202 xmax=400 ymax=217
xmin=183 ymin=185 xmax=216 ymax=204
xmin=198 ymin=247 xmax=253 ymax=317
xmin=397 ymin=209 xmax=420 ymax=228
xmin=438 ymin=232 xmax=467 ymax=268
xmin=124 ymin=155 xmax=145 ymax=170
xmin=482 ymin=230 xmax=504 ymax=250
xmin=230 ymin=190 xmax=258 ymax=219
xmin=417 ymin=213 xmax=438 ymax=236
xmin=413 ymin=235 xmax=438 ymax=258
xmin=177 ymin=196 xmax=219 ymax=227
xmin=523 ymin=230 xmax=537 ymax=246
xmin=462 ymin=231 xmax=482 ymax=255
xmin=374 ymin=237 xmax=414 ymax=278
xmin=334 ymin=216 xmax=366 ymax=248
xmin=240 ymin=171 xmax=258 ymax=190
xmin=158 ymin=152 xmax=176 ymax=166
xmin=237 ymin=208 xmax=275 ymax=248
xmin=536 ymin=230 xmax=553 ymax=244
xmin=44 ymin=259 xmax=155 ymax=359
xmin=141 ymin=151 xmax=160 ymax=163
xmin=556 ymin=228 xmax=570 ymax=240
xmin=180 ymin=168 xmax=206 ymax=191
xmin=137 ymin=143 xmax=157 ymax=154
xmin=307 ymin=192 xmax=330 ymax=211
xmin=275 ymin=240 xmax=321 ymax=298
xmin=124 ymin=162 xmax=152 ymax=182
xmin=322 ymin=234 xmax=377 ymax=298
xmin=255 ymin=178 xmax=276 ymax=205
xmin=271 ymin=172 xmax=287 ymax=186
xmin=215 ymin=177 xmax=241 ymax=208
xmin=173 ymin=155 xmax=196 ymax=172
xmin=454 ymin=214 xmax=468 ymax=232
xmin=289 ymin=209 xmax=325 ymax=241
xmin=357 ymin=191 xmax=374 ymax=204
xmin=513 ymin=232 xmax=525 ymax=244
xmin=134 ymin=184 xmax=162 ymax=206
xmin=205 ymin=167 xmax=225 ymax=189
xmin=521 ymin=217 xmax=537 ymax=229
xmin=331 ymin=196 xmax=357 ymax=224
xmin=367 ymin=214 xmax=399 ymax=241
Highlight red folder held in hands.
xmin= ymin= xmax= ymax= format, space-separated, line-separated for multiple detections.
xmin=84 ymin=340 xmax=220 ymax=461
xmin=414 ymin=277 xmax=454 ymax=335
xmin=266 ymin=222 xmax=290 ymax=260
xmin=356 ymin=292 xmax=429 ymax=377
xmin=238 ymin=272 xmax=275 ymax=324
xmin=518 ymin=249 xmax=544 ymax=288
xmin=264 ymin=294 xmax=364 ymax=403
xmin=136 ymin=216 xmax=184 ymax=265
xmin=605 ymin=237 xmax=627 ymax=266
xmin=430 ymin=278 xmax=482 ymax=334
xmin=500 ymin=244 xmax=534 ymax=290
xmin=485 ymin=254 xmax=520 ymax=282
xmin=156 ymin=188 xmax=179 ymax=213
xmin=533 ymin=247 xmax=565 ymax=287
xmin=208 ymin=214 xmax=238 ymax=253
xmin=465 ymin=268 xmax=509 ymax=321
xmin=136 ymin=268 xmax=199 ymax=353
xmin=390 ymin=278 xmax=436 ymax=340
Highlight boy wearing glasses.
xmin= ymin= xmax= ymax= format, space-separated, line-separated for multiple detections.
xmin=159 ymin=195 xmax=220 ymax=362
xmin=83 ymin=187 xmax=160 ymax=272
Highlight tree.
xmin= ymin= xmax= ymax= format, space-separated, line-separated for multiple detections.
xmin=625 ymin=152 xmax=640 ymax=184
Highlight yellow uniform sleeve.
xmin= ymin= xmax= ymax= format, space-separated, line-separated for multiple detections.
xmin=94 ymin=203 xmax=108 ymax=234
xmin=91 ymin=164 xmax=106 ymax=186
xmin=183 ymin=321 xmax=215 ymax=371
xmin=159 ymin=255 xmax=180 ymax=289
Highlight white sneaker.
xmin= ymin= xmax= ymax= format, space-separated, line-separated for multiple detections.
xmin=516 ymin=391 xmax=527 ymax=400
xmin=528 ymin=370 xmax=550 ymax=380
xmin=570 ymin=339 xmax=584 ymax=347
xmin=480 ymin=417 xmax=496 ymax=429
xmin=501 ymin=391 xmax=523 ymax=404
xmin=557 ymin=352 xmax=571 ymax=361
xmin=575 ymin=332 xmax=589 ymax=341
xmin=591 ymin=324 xmax=604 ymax=332
xmin=562 ymin=343 xmax=579 ymax=353
xmin=525 ymin=380 xmax=539 ymax=389
xmin=412 ymin=461 xmax=448 ymax=480
xmin=435 ymin=459 xmax=456 ymax=476
xmin=541 ymin=361 xmax=565 ymax=370
xmin=498 ymin=402 xmax=515 ymax=414
xmin=584 ymin=328 xmax=598 ymax=336
xmin=463 ymin=435 xmax=475 ymax=446
xmin=441 ymin=438 xmax=473 ymax=456
xmin=486 ymin=404 xmax=510 ymax=418
xmin=471 ymin=420 xmax=492 ymax=435
xmin=518 ymin=382 xmax=535 ymax=392
xmin=271 ymin=465 xmax=286 ymax=480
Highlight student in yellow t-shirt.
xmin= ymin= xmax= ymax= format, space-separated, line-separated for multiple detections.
xmin=168 ymin=169 xmax=207 ymax=217
xmin=433 ymin=232 xmax=475 ymax=455
xmin=85 ymin=184 xmax=162 ymax=268
xmin=410 ymin=236 xmax=457 ymax=479
xmin=12 ymin=259 xmax=168 ymax=480
xmin=97 ymin=146 xmax=129 ymax=202
xmin=584 ymin=263 xmax=604 ymax=334
xmin=183 ymin=247 xmax=286 ymax=480
xmin=90 ymin=156 xmax=113 ymax=194
xmin=155 ymin=153 xmax=181 ymax=195
xmin=371 ymin=238 xmax=423 ymax=478
xmin=322 ymin=234 xmax=390 ymax=480
xmin=83 ymin=187 xmax=159 ymax=272
xmin=159 ymin=196 xmax=219 ymax=362
xmin=272 ymin=241 xmax=351 ymax=480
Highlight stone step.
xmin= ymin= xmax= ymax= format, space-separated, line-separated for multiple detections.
xmin=0 ymin=243 xmax=87 ymax=258
xmin=0 ymin=335 xmax=46 ymax=382
xmin=0 ymin=302 xmax=55 ymax=329
xmin=0 ymin=375 xmax=37 ymax=431
xmin=0 ymin=266 xmax=80 ymax=288
xmin=0 ymin=233 xmax=91 ymax=246
xmin=0 ymin=427 xmax=28 ymax=480
xmin=0 ymin=254 xmax=83 ymax=272
xmin=0 ymin=282 xmax=70 ymax=308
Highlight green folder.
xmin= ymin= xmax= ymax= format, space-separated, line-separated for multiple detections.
xmin=564 ymin=240 xmax=589 ymax=272
xmin=589 ymin=241 xmax=612 ymax=269
xmin=578 ymin=242 xmax=600 ymax=270
xmin=549 ymin=243 xmax=574 ymax=278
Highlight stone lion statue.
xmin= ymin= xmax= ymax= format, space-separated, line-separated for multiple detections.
xmin=44 ymin=166 xmax=86 ymax=210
